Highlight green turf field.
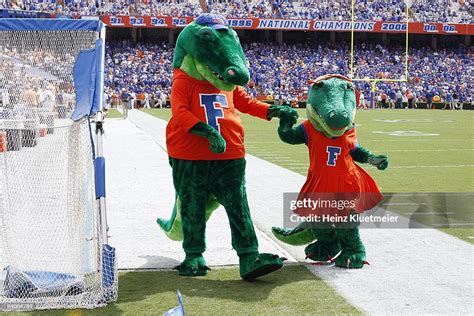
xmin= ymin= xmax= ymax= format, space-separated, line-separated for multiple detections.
xmin=14 ymin=266 xmax=359 ymax=316
xmin=143 ymin=108 xmax=474 ymax=243
xmin=105 ymin=109 xmax=123 ymax=119
xmin=143 ymin=108 xmax=473 ymax=192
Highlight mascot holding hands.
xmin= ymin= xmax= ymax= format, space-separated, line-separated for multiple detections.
xmin=158 ymin=14 xmax=291 ymax=279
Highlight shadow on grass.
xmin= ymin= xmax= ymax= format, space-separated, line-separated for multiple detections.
xmin=87 ymin=264 xmax=354 ymax=315
xmin=102 ymin=264 xmax=360 ymax=315
xmin=117 ymin=264 xmax=307 ymax=304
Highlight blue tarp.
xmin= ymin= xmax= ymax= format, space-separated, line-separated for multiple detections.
xmin=71 ymin=38 xmax=104 ymax=121
xmin=3 ymin=266 xmax=84 ymax=298
xmin=0 ymin=18 xmax=104 ymax=32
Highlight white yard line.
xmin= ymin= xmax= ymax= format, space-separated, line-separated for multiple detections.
xmin=432 ymin=223 xmax=474 ymax=227
xmin=403 ymin=212 xmax=455 ymax=216
xmin=125 ymin=110 xmax=473 ymax=315
xmin=365 ymin=139 xmax=469 ymax=142
xmin=385 ymin=193 xmax=472 ymax=196
xmin=387 ymin=202 xmax=427 ymax=205
xmin=385 ymin=165 xmax=474 ymax=169
xmin=248 ymin=152 xmax=282 ymax=155
xmin=382 ymin=148 xmax=474 ymax=152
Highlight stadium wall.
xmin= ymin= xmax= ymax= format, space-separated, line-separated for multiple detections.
xmin=105 ymin=25 xmax=469 ymax=51
xmin=100 ymin=15 xmax=472 ymax=48
xmin=100 ymin=15 xmax=474 ymax=36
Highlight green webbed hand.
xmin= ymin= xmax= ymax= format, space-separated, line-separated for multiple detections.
xmin=267 ymin=105 xmax=291 ymax=119
xmin=190 ymin=122 xmax=226 ymax=153
xmin=350 ymin=145 xmax=389 ymax=170
xmin=368 ymin=154 xmax=389 ymax=170
xmin=277 ymin=107 xmax=305 ymax=145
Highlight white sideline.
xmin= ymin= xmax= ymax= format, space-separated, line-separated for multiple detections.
xmin=111 ymin=110 xmax=473 ymax=315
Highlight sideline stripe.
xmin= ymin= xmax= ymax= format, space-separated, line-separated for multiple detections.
xmin=289 ymin=164 xmax=473 ymax=170
xmin=386 ymin=193 xmax=473 ymax=196
xmin=285 ymin=163 xmax=310 ymax=166
xmin=382 ymin=149 xmax=474 ymax=152
xmin=249 ymin=140 xmax=472 ymax=144
xmin=432 ymin=223 xmax=474 ymax=227
xmin=382 ymin=165 xmax=474 ymax=169
xmin=404 ymin=212 xmax=455 ymax=216
xmin=254 ymin=226 xmax=297 ymax=262
xmin=387 ymin=203 xmax=427 ymax=205
xmin=365 ymin=139 xmax=470 ymax=142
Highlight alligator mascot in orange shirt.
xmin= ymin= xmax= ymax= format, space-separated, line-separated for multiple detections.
xmin=157 ymin=14 xmax=290 ymax=279
xmin=272 ymin=75 xmax=389 ymax=268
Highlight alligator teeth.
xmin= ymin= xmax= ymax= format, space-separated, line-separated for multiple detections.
xmin=210 ymin=69 xmax=225 ymax=81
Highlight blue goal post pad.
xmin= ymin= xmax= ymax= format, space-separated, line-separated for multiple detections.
xmin=72 ymin=38 xmax=105 ymax=121
xmin=0 ymin=18 xmax=104 ymax=32
xmin=94 ymin=156 xmax=106 ymax=199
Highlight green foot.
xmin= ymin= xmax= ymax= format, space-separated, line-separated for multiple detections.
xmin=157 ymin=195 xmax=220 ymax=241
xmin=304 ymin=240 xmax=341 ymax=262
xmin=173 ymin=255 xmax=211 ymax=276
xmin=239 ymin=253 xmax=286 ymax=280
xmin=335 ymin=228 xmax=367 ymax=269
xmin=334 ymin=248 xmax=367 ymax=269
xmin=271 ymin=226 xmax=316 ymax=246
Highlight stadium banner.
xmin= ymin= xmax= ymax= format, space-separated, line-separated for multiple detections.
xmin=312 ymin=20 xmax=473 ymax=35
xmin=100 ymin=16 xmax=474 ymax=35
xmin=101 ymin=15 xmax=172 ymax=28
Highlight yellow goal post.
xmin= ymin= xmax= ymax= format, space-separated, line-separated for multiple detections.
xmin=349 ymin=0 xmax=410 ymax=107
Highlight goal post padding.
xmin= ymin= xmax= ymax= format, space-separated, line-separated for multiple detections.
xmin=0 ymin=19 xmax=116 ymax=311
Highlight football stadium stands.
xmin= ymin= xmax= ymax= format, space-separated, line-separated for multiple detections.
xmin=1 ymin=0 xmax=472 ymax=107
xmin=104 ymin=40 xmax=472 ymax=106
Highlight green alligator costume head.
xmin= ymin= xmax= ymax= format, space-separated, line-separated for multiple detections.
xmin=306 ymin=74 xmax=357 ymax=138
xmin=173 ymin=14 xmax=250 ymax=91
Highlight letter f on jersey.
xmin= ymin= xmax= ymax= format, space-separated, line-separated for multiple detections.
xmin=200 ymin=94 xmax=229 ymax=133
xmin=326 ymin=146 xmax=341 ymax=166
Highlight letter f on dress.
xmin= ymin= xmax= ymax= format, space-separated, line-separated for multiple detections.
xmin=326 ymin=146 xmax=341 ymax=166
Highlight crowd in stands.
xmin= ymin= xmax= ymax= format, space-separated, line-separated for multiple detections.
xmin=105 ymin=40 xmax=473 ymax=107
xmin=0 ymin=0 xmax=202 ymax=17
xmin=105 ymin=40 xmax=173 ymax=108
xmin=1 ymin=0 xmax=472 ymax=23
xmin=1 ymin=44 xmax=80 ymax=105
xmin=0 ymin=37 xmax=471 ymax=111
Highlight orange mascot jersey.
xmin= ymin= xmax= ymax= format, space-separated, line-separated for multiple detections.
xmin=296 ymin=120 xmax=383 ymax=217
xmin=166 ymin=69 xmax=269 ymax=160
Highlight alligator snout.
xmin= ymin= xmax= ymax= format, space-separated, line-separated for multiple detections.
xmin=223 ymin=66 xmax=250 ymax=86
xmin=326 ymin=110 xmax=351 ymax=130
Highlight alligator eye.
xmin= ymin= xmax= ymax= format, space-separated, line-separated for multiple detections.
xmin=346 ymin=83 xmax=353 ymax=90
xmin=315 ymin=82 xmax=324 ymax=88
xmin=198 ymin=28 xmax=215 ymax=41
